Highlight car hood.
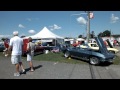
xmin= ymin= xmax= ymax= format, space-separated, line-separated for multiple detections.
xmin=104 ymin=52 xmax=115 ymax=59
xmin=95 ymin=37 xmax=109 ymax=54
xmin=106 ymin=39 xmax=113 ymax=48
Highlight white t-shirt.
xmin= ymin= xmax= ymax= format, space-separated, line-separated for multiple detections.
xmin=9 ymin=36 xmax=23 ymax=55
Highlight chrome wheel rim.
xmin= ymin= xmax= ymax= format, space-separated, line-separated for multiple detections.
xmin=64 ymin=52 xmax=69 ymax=58
xmin=90 ymin=57 xmax=99 ymax=65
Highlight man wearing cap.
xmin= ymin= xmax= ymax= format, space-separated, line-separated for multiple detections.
xmin=8 ymin=31 xmax=25 ymax=76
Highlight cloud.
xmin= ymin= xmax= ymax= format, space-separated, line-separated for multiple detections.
xmin=76 ymin=17 xmax=87 ymax=25
xmin=27 ymin=18 xmax=39 ymax=21
xmin=110 ymin=14 xmax=119 ymax=23
xmin=20 ymin=33 xmax=25 ymax=36
xmin=0 ymin=35 xmax=12 ymax=39
xmin=49 ymin=24 xmax=61 ymax=30
xmin=18 ymin=24 xmax=25 ymax=28
xmin=27 ymin=18 xmax=32 ymax=21
xmin=28 ymin=30 xmax=36 ymax=34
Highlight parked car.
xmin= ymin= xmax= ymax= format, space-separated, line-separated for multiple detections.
xmin=106 ymin=39 xmax=120 ymax=53
xmin=22 ymin=39 xmax=45 ymax=56
xmin=62 ymin=37 xmax=115 ymax=65
xmin=0 ymin=43 xmax=5 ymax=52
xmin=79 ymin=43 xmax=119 ymax=54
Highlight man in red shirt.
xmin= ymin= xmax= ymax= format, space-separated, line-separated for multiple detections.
xmin=3 ymin=38 xmax=9 ymax=56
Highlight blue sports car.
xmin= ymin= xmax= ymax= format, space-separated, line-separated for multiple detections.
xmin=62 ymin=37 xmax=115 ymax=65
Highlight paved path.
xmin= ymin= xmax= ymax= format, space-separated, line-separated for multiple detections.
xmin=0 ymin=56 xmax=120 ymax=79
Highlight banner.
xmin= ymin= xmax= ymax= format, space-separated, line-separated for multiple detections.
xmin=90 ymin=12 xmax=94 ymax=19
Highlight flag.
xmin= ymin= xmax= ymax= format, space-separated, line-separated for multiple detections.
xmin=90 ymin=12 xmax=94 ymax=19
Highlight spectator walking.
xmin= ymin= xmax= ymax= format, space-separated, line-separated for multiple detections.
xmin=8 ymin=31 xmax=25 ymax=76
xmin=27 ymin=37 xmax=35 ymax=72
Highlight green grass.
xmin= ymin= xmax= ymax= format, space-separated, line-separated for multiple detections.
xmin=33 ymin=52 xmax=87 ymax=64
xmin=113 ymin=55 xmax=120 ymax=65
xmin=0 ymin=52 xmax=120 ymax=65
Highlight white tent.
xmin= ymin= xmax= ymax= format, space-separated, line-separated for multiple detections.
xmin=76 ymin=38 xmax=85 ymax=41
xmin=24 ymin=27 xmax=63 ymax=39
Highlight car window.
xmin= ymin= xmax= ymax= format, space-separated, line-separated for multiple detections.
xmin=91 ymin=44 xmax=98 ymax=47
xmin=84 ymin=44 xmax=89 ymax=48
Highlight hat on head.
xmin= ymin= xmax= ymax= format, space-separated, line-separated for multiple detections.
xmin=13 ymin=31 xmax=19 ymax=36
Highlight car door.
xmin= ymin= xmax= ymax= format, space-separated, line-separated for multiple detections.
xmin=79 ymin=47 xmax=91 ymax=59
xmin=70 ymin=47 xmax=81 ymax=57
xmin=72 ymin=46 xmax=90 ymax=59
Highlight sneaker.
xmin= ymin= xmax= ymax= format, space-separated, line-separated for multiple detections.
xmin=22 ymin=69 xmax=25 ymax=73
xmin=5 ymin=54 xmax=8 ymax=57
xmin=20 ymin=69 xmax=26 ymax=74
xmin=30 ymin=69 xmax=34 ymax=72
xmin=3 ymin=49 xmax=7 ymax=52
xmin=14 ymin=73 xmax=20 ymax=77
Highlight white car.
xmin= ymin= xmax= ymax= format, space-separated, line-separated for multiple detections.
xmin=79 ymin=43 xmax=119 ymax=54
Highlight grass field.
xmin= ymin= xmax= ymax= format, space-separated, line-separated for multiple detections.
xmin=33 ymin=52 xmax=88 ymax=64
xmin=0 ymin=52 xmax=120 ymax=65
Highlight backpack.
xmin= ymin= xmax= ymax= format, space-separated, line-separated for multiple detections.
xmin=26 ymin=42 xmax=35 ymax=54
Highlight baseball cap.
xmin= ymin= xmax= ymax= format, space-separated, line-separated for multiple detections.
xmin=13 ymin=31 xmax=19 ymax=36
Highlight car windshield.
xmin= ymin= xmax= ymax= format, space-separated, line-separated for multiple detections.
xmin=90 ymin=44 xmax=98 ymax=47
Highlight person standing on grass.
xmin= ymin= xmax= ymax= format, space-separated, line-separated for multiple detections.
xmin=8 ymin=31 xmax=25 ymax=76
xmin=27 ymin=37 xmax=35 ymax=72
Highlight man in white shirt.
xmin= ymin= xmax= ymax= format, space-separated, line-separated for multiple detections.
xmin=8 ymin=31 xmax=25 ymax=76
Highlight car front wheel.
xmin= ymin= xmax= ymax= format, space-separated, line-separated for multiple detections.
xmin=64 ymin=51 xmax=70 ymax=58
xmin=89 ymin=57 xmax=100 ymax=65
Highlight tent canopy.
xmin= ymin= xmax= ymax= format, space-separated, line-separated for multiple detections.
xmin=76 ymin=38 xmax=85 ymax=41
xmin=24 ymin=27 xmax=63 ymax=39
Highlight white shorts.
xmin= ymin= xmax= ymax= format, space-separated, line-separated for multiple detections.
xmin=11 ymin=55 xmax=22 ymax=64
xmin=27 ymin=53 xmax=34 ymax=61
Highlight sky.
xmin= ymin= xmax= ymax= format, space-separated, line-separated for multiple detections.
xmin=0 ymin=11 xmax=120 ymax=39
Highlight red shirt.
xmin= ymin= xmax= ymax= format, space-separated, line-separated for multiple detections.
xmin=4 ymin=41 xmax=9 ymax=48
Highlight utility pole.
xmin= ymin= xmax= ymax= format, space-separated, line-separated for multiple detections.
xmin=110 ymin=29 xmax=111 ymax=40
xmin=86 ymin=11 xmax=90 ymax=43
xmin=71 ymin=11 xmax=92 ymax=43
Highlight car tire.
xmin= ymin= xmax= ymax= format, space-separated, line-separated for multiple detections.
xmin=89 ymin=57 xmax=100 ymax=65
xmin=44 ymin=50 xmax=49 ymax=54
xmin=64 ymin=51 xmax=70 ymax=58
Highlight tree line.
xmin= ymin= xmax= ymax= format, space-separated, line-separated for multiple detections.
xmin=78 ymin=30 xmax=111 ymax=38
